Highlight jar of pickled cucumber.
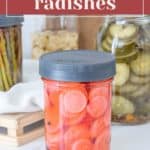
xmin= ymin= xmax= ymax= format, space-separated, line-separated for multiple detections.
xmin=97 ymin=16 xmax=150 ymax=124
xmin=0 ymin=16 xmax=24 ymax=91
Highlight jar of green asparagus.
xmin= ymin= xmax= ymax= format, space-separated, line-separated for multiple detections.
xmin=97 ymin=16 xmax=150 ymax=124
xmin=0 ymin=16 xmax=24 ymax=91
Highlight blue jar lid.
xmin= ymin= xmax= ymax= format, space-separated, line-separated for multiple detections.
xmin=39 ymin=50 xmax=116 ymax=82
xmin=0 ymin=16 xmax=24 ymax=27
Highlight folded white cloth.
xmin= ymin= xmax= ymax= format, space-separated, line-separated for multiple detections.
xmin=0 ymin=59 xmax=44 ymax=114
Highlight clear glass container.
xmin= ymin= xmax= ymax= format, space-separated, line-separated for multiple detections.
xmin=97 ymin=16 xmax=150 ymax=124
xmin=0 ymin=16 xmax=23 ymax=91
xmin=39 ymin=50 xmax=115 ymax=150
xmin=32 ymin=16 xmax=79 ymax=59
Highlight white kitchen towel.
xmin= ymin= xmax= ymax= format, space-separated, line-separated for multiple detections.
xmin=0 ymin=59 xmax=44 ymax=114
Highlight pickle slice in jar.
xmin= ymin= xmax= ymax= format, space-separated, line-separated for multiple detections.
xmin=130 ymin=52 xmax=150 ymax=76
xmin=101 ymin=40 xmax=112 ymax=52
xmin=115 ymin=82 xmax=139 ymax=94
xmin=130 ymin=73 xmax=150 ymax=84
xmin=105 ymin=36 xmax=113 ymax=45
xmin=115 ymin=43 xmax=139 ymax=63
xmin=116 ymin=49 xmax=138 ymax=63
xmin=105 ymin=35 xmax=137 ymax=48
xmin=108 ymin=23 xmax=138 ymax=40
xmin=138 ymin=101 xmax=150 ymax=114
xmin=130 ymin=84 xmax=150 ymax=99
xmin=113 ymin=63 xmax=130 ymax=86
xmin=116 ymin=51 xmax=138 ymax=63
xmin=112 ymin=95 xmax=135 ymax=117
xmin=115 ymin=43 xmax=137 ymax=54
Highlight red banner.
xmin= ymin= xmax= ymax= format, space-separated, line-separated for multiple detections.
xmin=144 ymin=0 xmax=150 ymax=14
xmin=0 ymin=0 xmax=149 ymax=15
xmin=0 ymin=0 xmax=6 ymax=14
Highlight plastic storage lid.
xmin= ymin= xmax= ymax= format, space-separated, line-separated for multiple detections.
xmin=0 ymin=16 xmax=24 ymax=27
xmin=39 ymin=50 xmax=116 ymax=82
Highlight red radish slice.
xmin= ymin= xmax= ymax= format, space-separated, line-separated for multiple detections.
xmin=46 ymin=132 xmax=59 ymax=150
xmin=63 ymin=90 xmax=87 ymax=113
xmin=63 ymin=110 xmax=86 ymax=126
xmin=46 ymin=124 xmax=59 ymax=134
xmin=87 ymin=96 xmax=107 ymax=118
xmin=93 ymin=129 xmax=110 ymax=150
xmin=90 ymin=118 xmax=106 ymax=139
xmin=89 ymin=86 xmax=108 ymax=100
xmin=64 ymin=124 xmax=90 ymax=150
xmin=45 ymin=105 xmax=59 ymax=126
xmin=60 ymin=93 xmax=86 ymax=119
xmin=82 ymin=113 xmax=94 ymax=128
xmin=72 ymin=139 xmax=93 ymax=150
xmin=59 ymin=82 xmax=87 ymax=97
xmin=59 ymin=94 xmax=86 ymax=126
xmin=49 ymin=90 xmax=60 ymax=106
xmin=104 ymin=108 xmax=111 ymax=127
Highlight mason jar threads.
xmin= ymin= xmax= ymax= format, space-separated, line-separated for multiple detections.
xmin=97 ymin=16 xmax=150 ymax=124
xmin=0 ymin=16 xmax=24 ymax=91
xmin=39 ymin=50 xmax=115 ymax=150
xmin=32 ymin=16 xmax=79 ymax=59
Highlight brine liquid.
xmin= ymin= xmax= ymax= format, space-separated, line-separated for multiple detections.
xmin=43 ymin=79 xmax=112 ymax=150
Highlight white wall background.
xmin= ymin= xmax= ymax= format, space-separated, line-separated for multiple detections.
xmin=22 ymin=15 xmax=46 ymax=58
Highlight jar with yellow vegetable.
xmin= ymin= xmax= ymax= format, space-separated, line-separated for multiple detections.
xmin=32 ymin=16 xmax=79 ymax=59
xmin=0 ymin=16 xmax=23 ymax=91
xmin=97 ymin=16 xmax=150 ymax=124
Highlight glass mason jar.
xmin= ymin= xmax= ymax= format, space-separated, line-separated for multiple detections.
xmin=97 ymin=16 xmax=150 ymax=124
xmin=0 ymin=16 xmax=24 ymax=91
xmin=39 ymin=50 xmax=115 ymax=150
xmin=32 ymin=16 xmax=79 ymax=59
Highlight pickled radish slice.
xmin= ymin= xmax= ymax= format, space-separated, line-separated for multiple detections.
xmin=63 ymin=110 xmax=86 ymax=126
xmin=45 ymin=106 xmax=59 ymax=125
xmin=82 ymin=113 xmax=94 ymax=128
xmin=89 ymin=87 xmax=108 ymax=99
xmin=59 ymin=93 xmax=86 ymax=122
xmin=72 ymin=139 xmax=93 ymax=150
xmin=45 ymin=89 xmax=51 ymax=107
xmin=63 ymin=90 xmax=87 ymax=113
xmin=64 ymin=125 xmax=90 ymax=150
xmin=49 ymin=90 xmax=60 ymax=107
xmin=46 ymin=124 xmax=59 ymax=134
xmin=87 ymin=96 xmax=107 ymax=118
xmin=93 ymin=129 xmax=110 ymax=150
xmin=46 ymin=132 xmax=59 ymax=150
xmin=90 ymin=118 xmax=106 ymax=139
xmin=104 ymin=108 xmax=111 ymax=127
xmin=60 ymin=92 xmax=87 ymax=125
xmin=47 ymin=143 xmax=59 ymax=150
xmin=45 ymin=88 xmax=60 ymax=126
xmin=60 ymin=83 xmax=88 ymax=97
